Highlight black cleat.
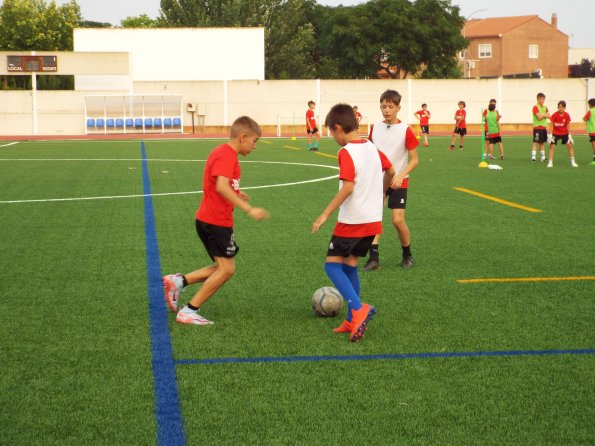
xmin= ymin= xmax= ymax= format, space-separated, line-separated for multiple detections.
xmin=401 ymin=256 xmax=415 ymax=269
xmin=362 ymin=259 xmax=381 ymax=271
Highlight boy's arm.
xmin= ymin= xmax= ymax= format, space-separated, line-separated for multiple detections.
xmin=215 ymin=176 xmax=270 ymax=221
xmin=391 ymin=149 xmax=419 ymax=189
xmin=311 ymin=181 xmax=354 ymax=233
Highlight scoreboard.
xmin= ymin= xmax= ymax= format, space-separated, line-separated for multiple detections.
xmin=7 ymin=55 xmax=57 ymax=72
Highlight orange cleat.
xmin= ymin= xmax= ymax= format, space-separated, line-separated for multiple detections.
xmin=349 ymin=304 xmax=376 ymax=342
xmin=333 ymin=320 xmax=352 ymax=333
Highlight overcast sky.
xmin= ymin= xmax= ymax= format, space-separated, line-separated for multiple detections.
xmin=8 ymin=0 xmax=594 ymax=48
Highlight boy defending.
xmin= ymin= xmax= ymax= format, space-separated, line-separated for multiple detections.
xmin=312 ymin=103 xmax=396 ymax=342
xmin=449 ymin=101 xmax=467 ymax=150
xmin=583 ymin=98 xmax=595 ymax=165
xmin=363 ymin=90 xmax=419 ymax=271
xmin=306 ymin=100 xmax=320 ymax=151
xmin=414 ymin=103 xmax=431 ymax=147
xmin=163 ymin=116 xmax=270 ymax=325
xmin=532 ymin=93 xmax=550 ymax=162
xmin=548 ymin=101 xmax=578 ymax=168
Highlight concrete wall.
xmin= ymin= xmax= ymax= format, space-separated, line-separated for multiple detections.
xmin=1 ymin=78 xmax=592 ymax=136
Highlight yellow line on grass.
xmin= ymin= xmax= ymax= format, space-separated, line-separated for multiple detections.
xmin=260 ymin=140 xmax=272 ymax=144
xmin=283 ymin=145 xmax=301 ymax=151
xmin=313 ymin=151 xmax=337 ymax=159
xmin=457 ymin=276 xmax=595 ymax=284
xmin=453 ymin=187 xmax=542 ymax=213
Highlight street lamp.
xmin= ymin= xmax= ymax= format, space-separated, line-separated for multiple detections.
xmin=463 ymin=8 xmax=488 ymax=78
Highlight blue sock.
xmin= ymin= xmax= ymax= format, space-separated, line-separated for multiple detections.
xmin=325 ymin=262 xmax=362 ymax=321
xmin=342 ymin=264 xmax=360 ymax=322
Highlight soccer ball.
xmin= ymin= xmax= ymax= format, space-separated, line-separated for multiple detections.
xmin=311 ymin=287 xmax=343 ymax=317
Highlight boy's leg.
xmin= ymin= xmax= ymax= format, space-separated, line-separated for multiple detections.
xmin=307 ymin=131 xmax=312 ymax=150
xmin=591 ymin=141 xmax=595 ymax=163
xmin=567 ymin=143 xmax=578 ymax=167
xmin=450 ymin=133 xmax=456 ymax=149
xmin=392 ymin=209 xmax=414 ymax=268
xmin=362 ymin=234 xmax=381 ymax=271
xmin=163 ymin=265 xmax=216 ymax=312
xmin=499 ymin=142 xmax=505 ymax=158
xmin=459 ymin=134 xmax=465 ymax=149
xmin=184 ymin=265 xmax=217 ymax=284
xmin=325 ymin=257 xmax=362 ymax=319
xmin=540 ymin=143 xmax=546 ymax=161
xmin=314 ymin=131 xmax=320 ymax=149
xmin=548 ymin=143 xmax=555 ymax=167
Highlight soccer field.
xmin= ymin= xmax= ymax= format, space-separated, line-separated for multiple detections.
xmin=0 ymin=136 xmax=593 ymax=445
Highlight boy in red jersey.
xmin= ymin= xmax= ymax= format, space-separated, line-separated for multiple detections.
xmin=306 ymin=100 xmax=320 ymax=151
xmin=449 ymin=101 xmax=467 ymax=150
xmin=414 ymin=103 xmax=431 ymax=147
xmin=583 ymin=98 xmax=595 ymax=165
xmin=362 ymin=90 xmax=419 ymax=271
xmin=353 ymin=105 xmax=362 ymax=125
xmin=532 ymin=93 xmax=550 ymax=162
xmin=312 ymin=103 xmax=396 ymax=342
xmin=163 ymin=116 xmax=270 ymax=325
xmin=548 ymin=101 xmax=578 ymax=168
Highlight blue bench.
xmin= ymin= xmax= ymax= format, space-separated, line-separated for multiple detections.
xmin=86 ymin=118 xmax=95 ymax=127
xmin=96 ymin=118 xmax=105 ymax=128
xmin=173 ymin=117 xmax=181 ymax=127
xmin=153 ymin=117 xmax=162 ymax=127
xmin=144 ymin=118 xmax=153 ymax=127
xmin=125 ymin=118 xmax=134 ymax=127
xmin=164 ymin=117 xmax=172 ymax=127
xmin=134 ymin=118 xmax=143 ymax=128
xmin=106 ymin=118 xmax=115 ymax=128
xmin=115 ymin=118 xmax=124 ymax=128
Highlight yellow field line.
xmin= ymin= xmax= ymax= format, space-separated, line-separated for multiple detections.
xmin=313 ymin=151 xmax=337 ymax=159
xmin=457 ymin=276 xmax=595 ymax=284
xmin=260 ymin=140 xmax=272 ymax=144
xmin=453 ymin=187 xmax=542 ymax=213
xmin=283 ymin=145 xmax=301 ymax=151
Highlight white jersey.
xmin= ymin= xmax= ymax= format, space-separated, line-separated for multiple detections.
xmin=337 ymin=140 xmax=384 ymax=225
xmin=370 ymin=121 xmax=410 ymax=177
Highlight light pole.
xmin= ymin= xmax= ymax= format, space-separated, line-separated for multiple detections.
xmin=463 ymin=8 xmax=488 ymax=78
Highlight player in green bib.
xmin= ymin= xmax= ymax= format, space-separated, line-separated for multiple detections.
xmin=486 ymin=103 xmax=505 ymax=160
xmin=583 ymin=98 xmax=595 ymax=165
xmin=531 ymin=93 xmax=550 ymax=162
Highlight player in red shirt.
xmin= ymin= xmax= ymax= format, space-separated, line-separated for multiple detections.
xmin=353 ymin=105 xmax=363 ymax=125
xmin=548 ymin=100 xmax=578 ymax=168
xmin=163 ymin=116 xmax=270 ymax=325
xmin=306 ymin=100 xmax=320 ymax=151
xmin=449 ymin=101 xmax=466 ymax=150
xmin=414 ymin=103 xmax=431 ymax=147
xmin=312 ymin=103 xmax=396 ymax=342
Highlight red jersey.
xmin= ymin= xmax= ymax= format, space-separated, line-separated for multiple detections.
xmin=306 ymin=109 xmax=316 ymax=129
xmin=355 ymin=111 xmax=362 ymax=122
xmin=196 ymin=143 xmax=240 ymax=227
xmin=455 ymin=109 xmax=466 ymax=128
xmin=416 ymin=109 xmax=430 ymax=126
xmin=550 ymin=111 xmax=571 ymax=136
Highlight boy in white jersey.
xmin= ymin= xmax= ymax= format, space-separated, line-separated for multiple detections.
xmin=312 ymin=103 xmax=396 ymax=342
xmin=363 ymin=90 xmax=419 ymax=271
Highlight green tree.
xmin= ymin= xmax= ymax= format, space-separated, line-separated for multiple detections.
xmin=121 ymin=14 xmax=164 ymax=28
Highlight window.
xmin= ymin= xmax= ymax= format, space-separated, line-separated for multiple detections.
xmin=478 ymin=44 xmax=492 ymax=58
xmin=529 ymin=44 xmax=539 ymax=59
xmin=458 ymin=50 xmax=466 ymax=60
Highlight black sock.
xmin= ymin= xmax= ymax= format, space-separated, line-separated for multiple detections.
xmin=459 ymin=145 xmax=463 ymax=149
xmin=369 ymin=244 xmax=379 ymax=261
xmin=402 ymin=244 xmax=412 ymax=258
xmin=187 ymin=303 xmax=199 ymax=311
xmin=182 ymin=275 xmax=188 ymax=287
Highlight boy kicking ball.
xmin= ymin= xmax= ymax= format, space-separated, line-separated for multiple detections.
xmin=312 ymin=103 xmax=396 ymax=342
xmin=163 ymin=116 xmax=270 ymax=325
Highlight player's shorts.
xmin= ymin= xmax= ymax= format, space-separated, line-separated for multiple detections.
xmin=307 ymin=127 xmax=319 ymax=135
xmin=454 ymin=127 xmax=467 ymax=135
xmin=488 ymin=136 xmax=502 ymax=144
xmin=552 ymin=134 xmax=569 ymax=145
xmin=589 ymin=134 xmax=595 ymax=142
xmin=533 ymin=128 xmax=547 ymax=144
xmin=196 ymin=219 xmax=239 ymax=261
xmin=386 ymin=187 xmax=408 ymax=209
xmin=326 ymin=235 xmax=375 ymax=258
xmin=421 ymin=125 xmax=429 ymax=134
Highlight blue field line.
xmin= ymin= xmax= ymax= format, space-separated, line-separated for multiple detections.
xmin=142 ymin=142 xmax=186 ymax=446
xmin=175 ymin=348 xmax=595 ymax=366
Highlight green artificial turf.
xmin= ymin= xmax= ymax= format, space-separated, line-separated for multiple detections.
xmin=0 ymin=136 xmax=593 ymax=445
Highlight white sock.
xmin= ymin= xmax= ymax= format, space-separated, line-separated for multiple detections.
xmin=531 ymin=150 xmax=536 ymax=158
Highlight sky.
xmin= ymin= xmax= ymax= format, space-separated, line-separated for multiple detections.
xmin=12 ymin=0 xmax=594 ymax=48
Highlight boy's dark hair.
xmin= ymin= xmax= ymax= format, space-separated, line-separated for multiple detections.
xmin=489 ymin=98 xmax=496 ymax=104
xmin=537 ymin=92 xmax=546 ymax=99
xmin=308 ymin=100 xmax=315 ymax=106
xmin=558 ymin=100 xmax=566 ymax=108
xmin=325 ymin=103 xmax=358 ymax=133
xmin=588 ymin=98 xmax=595 ymax=107
xmin=488 ymin=103 xmax=496 ymax=111
xmin=421 ymin=103 xmax=427 ymax=108
xmin=380 ymin=90 xmax=402 ymax=105
xmin=458 ymin=101 xmax=466 ymax=107
xmin=230 ymin=116 xmax=261 ymax=138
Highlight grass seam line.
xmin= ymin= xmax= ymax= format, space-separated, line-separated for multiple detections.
xmin=457 ymin=276 xmax=595 ymax=283
xmin=174 ymin=348 xmax=595 ymax=366
xmin=453 ymin=186 xmax=542 ymax=213
xmin=142 ymin=142 xmax=186 ymax=446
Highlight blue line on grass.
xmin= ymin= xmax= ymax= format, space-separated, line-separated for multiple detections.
xmin=142 ymin=142 xmax=186 ymax=446
xmin=175 ymin=348 xmax=595 ymax=366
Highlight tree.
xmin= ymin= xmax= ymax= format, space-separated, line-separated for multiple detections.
xmin=569 ymin=58 xmax=595 ymax=78
xmin=121 ymin=14 xmax=164 ymax=28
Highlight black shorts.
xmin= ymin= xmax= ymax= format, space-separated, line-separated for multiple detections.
xmin=533 ymin=128 xmax=547 ymax=144
xmin=327 ymin=235 xmax=374 ymax=258
xmin=386 ymin=187 xmax=408 ymax=209
xmin=196 ymin=219 xmax=239 ymax=261
xmin=307 ymin=127 xmax=319 ymax=135
xmin=552 ymin=135 xmax=569 ymax=145
xmin=421 ymin=125 xmax=429 ymax=134
xmin=489 ymin=136 xmax=502 ymax=144
xmin=454 ymin=127 xmax=467 ymax=135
